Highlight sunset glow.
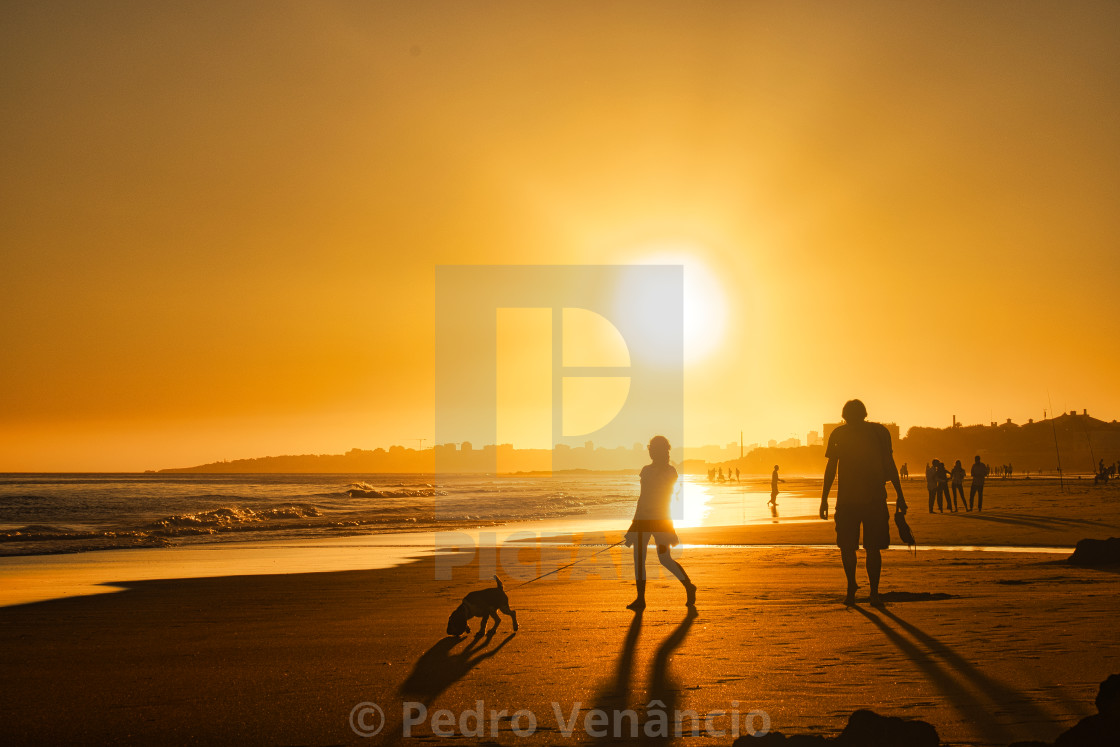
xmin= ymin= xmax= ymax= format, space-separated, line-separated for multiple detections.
xmin=2 ymin=2 xmax=1119 ymax=470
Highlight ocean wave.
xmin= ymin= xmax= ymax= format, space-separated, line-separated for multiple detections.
xmin=1 ymin=525 xmax=155 ymax=542
xmin=1 ymin=504 xmax=325 ymax=544
xmin=346 ymin=483 xmax=447 ymax=498
xmin=146 ymin=504 xmax=322 ymax=534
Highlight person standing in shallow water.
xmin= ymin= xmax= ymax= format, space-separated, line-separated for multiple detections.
xmin=769 ymin=464 xmax=784 ymax=505
xmin=624 ymin=436 xmax=696 ymax=610
xmin=820 ymin=399 xmax=907 ymax=607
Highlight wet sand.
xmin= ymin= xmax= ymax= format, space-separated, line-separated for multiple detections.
xmin=2 ymin=479 xmax=1119 ymax=745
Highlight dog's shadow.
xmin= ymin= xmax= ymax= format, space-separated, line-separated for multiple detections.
xmin=398 ymin=631 xmax=515 ymax=705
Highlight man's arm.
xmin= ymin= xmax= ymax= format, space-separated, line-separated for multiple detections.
xmin=880 ymin=426 xmax=906 ymax=513
xmin=888 ymin=462 xmax=906 ymax=513
xmin=885 ymin=455 xmax=906 ymax=513
xmin=821 ymin=457 xmax=837 ymax=519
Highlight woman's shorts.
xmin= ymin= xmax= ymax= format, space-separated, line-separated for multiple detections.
xmin=834 ymin=502 xmax=890 ymax=550
xmin=625 ymin=519 xmax=679 ymax=549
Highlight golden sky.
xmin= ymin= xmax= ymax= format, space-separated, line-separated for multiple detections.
xmin=3 ymin=1 xmax=1120 ymax=471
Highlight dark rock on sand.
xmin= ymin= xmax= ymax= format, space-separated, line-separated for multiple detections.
xmin=734 ymin=731 xmax=829 ymax=745
xmin=732 ymin=709 xmax=938 ymax=746
xmin=1093 ymin=673 xmax=1120 ymax=714
xmin=1010 ymin=674 xmax=1120 ymax=747
xmin=835 ymin=709 xmax=940 ymax=747
xmin=1067 ymin=537 xmax=1120 ymax=566
xmin=1053 ymin=673 xmax=1120 ymax=747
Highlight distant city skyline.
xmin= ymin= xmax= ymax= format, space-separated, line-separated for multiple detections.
xmin=123 ymin=404 xmax=1106 ymax=473
xmin=159 ymin=409 xmax=1120 ymax=477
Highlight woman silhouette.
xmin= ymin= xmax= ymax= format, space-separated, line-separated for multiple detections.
xmin=624 ymin=435 xmax=696 ymax=610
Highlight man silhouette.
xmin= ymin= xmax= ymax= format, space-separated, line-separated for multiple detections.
xmin=769 ymin=464 xmax=784 ymax=505
xmin=932 ymin=459 xmax=951 ymax=512
xmin=820 ymin=399 xmax=907 ymax=607
xmin=969 ymin=455 xmax=989 ymax=511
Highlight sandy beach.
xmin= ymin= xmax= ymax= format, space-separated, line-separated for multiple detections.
xmin=2 ymin=478 xmax=1119 ymax=745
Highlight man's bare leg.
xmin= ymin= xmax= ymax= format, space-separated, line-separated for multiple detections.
xmin=841 ymin=548 xmax=858 ymax=604
xmin=867 ymin=548 xmax=883 ymax=607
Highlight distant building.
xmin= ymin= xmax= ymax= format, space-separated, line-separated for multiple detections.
xmin=767 ymin=439 xmax=777 ymax=448
xmin=807 ymin=430 xmax=822 ymax=446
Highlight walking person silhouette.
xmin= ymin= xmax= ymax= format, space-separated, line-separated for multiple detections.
xmin=624 ymin=436 xmax=696 ymax=610
xmin=769 ymin=464 xmax=784 ymax=505
xmin=820 ymin=399 xmax=907 ymax=607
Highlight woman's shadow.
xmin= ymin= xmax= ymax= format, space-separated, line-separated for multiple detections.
xmin=592 ymin=611 xmax=645 ymax=719
xmin=647 ymin=608 xmax=699 ymax=741
xmin=590 ymin=609 xmax=698 ymax=743
xmin=398 ymin=630 xmax=515 ymax=706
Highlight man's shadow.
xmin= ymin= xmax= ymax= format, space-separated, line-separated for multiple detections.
xmin=952 ymin=511 xmax=1117 ymax=531
xmin=398 ymin=630 xmax=515 ymax=706
xmin=853 ymin=604 xmax=1057 ymax=744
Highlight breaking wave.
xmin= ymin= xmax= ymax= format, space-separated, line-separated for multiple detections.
xmin=345 ymin=482 xmax=446 ymax=498
xmin=147 ymin=504 xmax=323 ymax=534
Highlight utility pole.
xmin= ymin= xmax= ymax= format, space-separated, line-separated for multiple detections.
xmin=740 ymin=431 xmax=743 ymax=459
xmin=412 ymin=438 xmax=427 ymax=451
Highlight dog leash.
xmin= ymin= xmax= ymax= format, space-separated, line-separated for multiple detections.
xmin=508 ymin=539 xmax=626 ymax=590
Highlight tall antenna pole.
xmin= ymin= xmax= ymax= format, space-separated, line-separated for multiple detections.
xmin=1081 ymin=419 xmax=1097 ymax=472
xmin=740 ymin=431 xmax=743 ymax=460
xmin=1047 ymin=392 xmax=1064 ymax=493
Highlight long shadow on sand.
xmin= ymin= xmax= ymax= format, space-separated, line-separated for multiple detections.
xmin=853 ymin=604 xmax=1056 ymax=744
xmin=588 ymin=611 xmax=644 ymax=742
xmin=948 ymin=511 xmax=1117 ymax=531
xmin=588 ymin=609 xmax=699 ymax=743
xmin=1003 ymin=512 xmax=1117 ymax=528
xmin=398 ymin=631 xmax=515 ymax=706
xmin=646 ymin=609 xmax=699 ymax=742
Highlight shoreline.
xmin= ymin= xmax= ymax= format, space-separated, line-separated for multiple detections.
xmin=5 ymin=474 xmax=1119 ymax=608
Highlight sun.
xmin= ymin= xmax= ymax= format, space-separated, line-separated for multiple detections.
xmin=626 ymin=245 xmax=729 ymax=364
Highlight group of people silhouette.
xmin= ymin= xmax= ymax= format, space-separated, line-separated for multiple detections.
xmin=706 ymin=466 xmax=740 ymax=482
xmin=1095 ymin=459 xmax=1119 ymax=484
xmin=924 ymin=457 xmax=989 ymax=512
